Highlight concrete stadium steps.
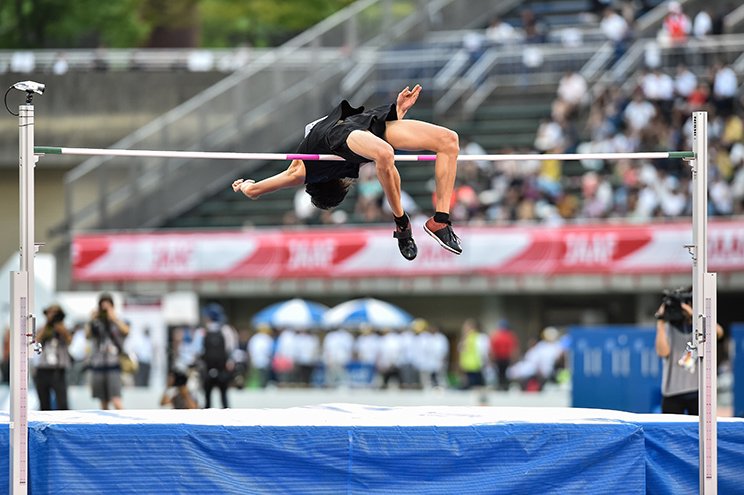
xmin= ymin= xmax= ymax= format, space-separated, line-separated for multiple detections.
xmin=165 ymin=189 xmax=296 ymax=228
xmin=452 ymin=94 xmax=554 ymax=151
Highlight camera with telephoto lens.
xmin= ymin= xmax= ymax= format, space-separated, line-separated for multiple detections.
xmin=661 ymin=287 xmax=692 ymax=324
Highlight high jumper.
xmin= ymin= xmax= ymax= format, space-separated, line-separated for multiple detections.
xmin=231 ymin=84 xmax=462 ymax=261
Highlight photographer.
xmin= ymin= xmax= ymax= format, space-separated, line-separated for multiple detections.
xmin=34 ymin=304 xmax=72 ymax=410
xmin=655 ymin=287 xmax=723 ymax=414
xmin=86 ymin=293 xmax=130 ymax=410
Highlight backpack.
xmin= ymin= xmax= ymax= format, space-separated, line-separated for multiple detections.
xmin=202 ymin=328 xmax=228 ymax=370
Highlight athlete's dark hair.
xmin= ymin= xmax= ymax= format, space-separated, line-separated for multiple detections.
xmin=305 ymin=178 xmax=354 ymax=210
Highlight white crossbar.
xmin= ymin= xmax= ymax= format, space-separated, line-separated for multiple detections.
xmin=35 ymin=146 xmax=694 ymax=162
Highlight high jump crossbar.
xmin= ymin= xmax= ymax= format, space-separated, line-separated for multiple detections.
xmin=16 ymin=105 xmax=715 ymax=495
xmin=34 ymin=146 xmax=694 ymax=162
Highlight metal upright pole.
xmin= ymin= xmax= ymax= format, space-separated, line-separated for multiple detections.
xmin=10 ymin=103 xmax=36 ymax=494
xmin=692 ymin=111 xmax=717 ymax=494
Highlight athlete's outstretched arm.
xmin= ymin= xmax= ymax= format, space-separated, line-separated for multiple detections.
xmin=232 ymin=160 xmax=306 ymax=199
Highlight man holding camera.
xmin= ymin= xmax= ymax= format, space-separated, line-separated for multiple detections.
xmin=86 ymin=293 xmax=130 ymax=410
xmin=654 ymin=288 xmax=723 ymax=414
xmin=34 ymin=304 xmax=72 ymax=410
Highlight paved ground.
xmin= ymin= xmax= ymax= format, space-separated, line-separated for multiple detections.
xmin=1 ymin=384 xmax=572 ymax=411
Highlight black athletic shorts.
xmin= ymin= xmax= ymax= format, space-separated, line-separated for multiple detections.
xmin=298 ymin=102 xmax=398 ymax=184
xmin=325 ymin=104 xmax=398 ymax=162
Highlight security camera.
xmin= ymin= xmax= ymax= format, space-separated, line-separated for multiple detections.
xmin=13 ymin=81 xmax=45 ymax=95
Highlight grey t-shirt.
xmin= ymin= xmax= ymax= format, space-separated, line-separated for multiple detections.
xmin=660 ymin=321 xmax=697 ymax=397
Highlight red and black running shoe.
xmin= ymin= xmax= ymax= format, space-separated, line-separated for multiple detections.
xmin=423 ymin=217 xmax=462 ymax=255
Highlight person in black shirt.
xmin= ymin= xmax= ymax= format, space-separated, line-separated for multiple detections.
xmin=232 ymin=84 xmax=462 ymax=260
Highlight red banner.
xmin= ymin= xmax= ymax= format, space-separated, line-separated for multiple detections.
xmin=71 ymin=220 xmax=744 ymax=282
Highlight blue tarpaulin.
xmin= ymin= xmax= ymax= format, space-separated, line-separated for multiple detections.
xmin=0 ymin=405 xmax=741 ymax=495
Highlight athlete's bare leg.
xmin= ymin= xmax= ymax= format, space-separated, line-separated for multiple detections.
xmin=384 ymin=119 xmax=459 ymax=213
xmin=346 ymin=129 xmax=418 ymax=260
xmin=345 ymin=129 xmax=404 ymax=217
xmin=385 ymin=119 xmax=462 ymax=254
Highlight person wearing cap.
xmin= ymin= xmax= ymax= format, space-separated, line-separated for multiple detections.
xmin=34 ymin=304 xmax=72 ymax=410
xmin=86 ymin=293 xmax=130 ymax=410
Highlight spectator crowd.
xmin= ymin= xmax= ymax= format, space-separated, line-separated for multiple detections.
xmin=281 ymin=2 xmax=743 ymax=230
xmin=161 ymin=306 xmax=568 ymax=408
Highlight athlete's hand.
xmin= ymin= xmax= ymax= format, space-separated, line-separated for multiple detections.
xmin=232 ymin=178 xmax=256 ymax=197
xmin=396 ymin=84 xmax=422 ymax=119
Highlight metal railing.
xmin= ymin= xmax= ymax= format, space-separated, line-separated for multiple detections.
xmin=59 ymin=0 xmax=427 ymax=234
xmin=604 ymin=34 xmax=744 ymax=85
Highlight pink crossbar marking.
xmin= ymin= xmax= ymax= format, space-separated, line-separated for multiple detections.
xmin=286 ymin=154 xmax=320 ymax=160
xmin=417 ymin=155 xmax=437 ymax=161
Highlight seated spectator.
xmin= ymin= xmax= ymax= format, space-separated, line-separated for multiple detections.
xmin=624 ymin=90 xmax=657 ymax=135
xmin=600 ymin=7 xmax=631 ymax=63
xmin=485 ymin=16 xmax=519 ymax=45
xmin=660 ymin=1 xmax=691 ymax=47
xmin=521 ymin=9 xmax=549 ymax=44
xmin=674 ymin=64 xmax=697 ymax=100
xmin=659 ymin=1 xmax=691 ymax=66
xmin=161 ymin=368 xmax=199 ymax=409
xmin=693 ymin=8 xmax=713 ymax=39
xmin=712 ymin=62 xmax=738 ymax=117
xmin=553 ymin=71 xmax=588 ymax=121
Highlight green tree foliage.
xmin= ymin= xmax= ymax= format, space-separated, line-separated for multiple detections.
xmin=0 ymin=0 xmax=355 ymax=49
xmin=0 ymin=0 xmax=150 ymax=48
xmin=200 ymin=0 xmax=355 ymax=47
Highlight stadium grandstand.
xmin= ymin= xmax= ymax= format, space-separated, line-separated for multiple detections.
xmin=1 ymin=0 xmax=739 ymax=327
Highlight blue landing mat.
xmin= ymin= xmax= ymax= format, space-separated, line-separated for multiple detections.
xmin=0 ymin=405 xmax=741 ymax=495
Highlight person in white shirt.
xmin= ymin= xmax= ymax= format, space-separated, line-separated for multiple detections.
xmin=354 ymin=327 xmax=381 ymax=387
xmin=293 ymin=329 xmax=320 ymax=387
xmin=553 ymin=71 xmax=587 ymax=121
xmin=322 ymin=327 xmax=354 ymax=387
xmin=248 ymin=325 xmax=274 ymax=388
xmin=273 ymin=328 xmax=297 ymax=385
xmin=51 ymin=52 xmax=68 ymax=75
xmin=674 ymin=64 xmax=697 ymax=99
xmin=377 ymin=328 xmax=403 ymax=389
xmin=624 ymin=92 xmax=656 ymax=134
xmin=485 ymin=16 xmax=519 ymax=45
xmin=693 ymin=9 xmax=713 ymax=39
xmin=712 ymin=63 xmax=738 ymax=116
xmin=399 ymin=324 xmax=420 ymax=389
xmin=507 ymin=327 xmax=563 ymax=390
xmin=600 ymin=7 xmax=630 ymax=63
xmin=600 ymin=7 xmax=629 ymax=43
xmin=655 ymin=175 xmax=688 ymax=217
xmin=415 ymin=322 xmax=450 ymax=389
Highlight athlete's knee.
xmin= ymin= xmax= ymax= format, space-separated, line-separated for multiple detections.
xmin=372 ymin=143 xmax=395 ymax=165
xmin=439 ymin=128 xmax=459 ymax=155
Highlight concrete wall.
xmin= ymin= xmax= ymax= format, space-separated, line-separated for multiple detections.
xmin=0 ymin=71 xmax=225 ymax=167
xmin=0 ymin=70 xmax=226 ymax=265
